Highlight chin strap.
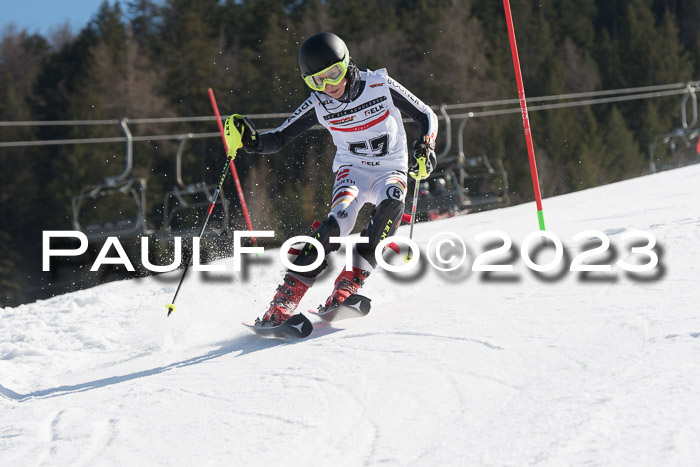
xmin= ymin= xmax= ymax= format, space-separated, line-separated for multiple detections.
xmin=338 ymin=64 xmax=362 ymax=102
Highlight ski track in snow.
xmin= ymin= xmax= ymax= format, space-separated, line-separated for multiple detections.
xmin=1 ymin=165 xmax=700 ymax=465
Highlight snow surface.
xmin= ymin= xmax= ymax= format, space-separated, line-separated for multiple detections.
xmin=2 ymin=165 xmax=700 ymax=466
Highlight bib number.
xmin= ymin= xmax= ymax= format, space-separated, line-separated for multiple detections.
xmin=349 ymin=134 xmax=389 ymax=157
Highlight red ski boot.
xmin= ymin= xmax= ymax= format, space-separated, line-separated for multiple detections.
xmin=259 ymin=273 xmax=310 ymax=326
xmin=324 ymin=267 xmax=370 ymax=309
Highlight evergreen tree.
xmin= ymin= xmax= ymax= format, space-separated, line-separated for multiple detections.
xmin=570 ymin=107 xmax=608 ymax=190
xmin=159 ymin=0 xmax=223 ymax=114
xmin=0 ymin=30 xmax=52 ymax=303
xmin=599 ymin=106 xmax=644 ymax=183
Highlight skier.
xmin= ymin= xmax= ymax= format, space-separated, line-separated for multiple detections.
xmin=226 ymin=32 xmax=438 ymax=326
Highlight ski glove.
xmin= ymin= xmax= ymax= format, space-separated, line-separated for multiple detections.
xmin=225 ymin=114 xmax=262 ymax=154
xmin=409 ymin=137 xmax=437 ymax=180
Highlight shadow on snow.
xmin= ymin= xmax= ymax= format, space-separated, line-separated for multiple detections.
xmin=1 ymin=323 xmax=342 ymax=403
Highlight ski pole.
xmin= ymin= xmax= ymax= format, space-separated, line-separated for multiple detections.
xmin=166 ymin=120 xmax=244 ymax=316
xmin=208 ymin=88 xmax=257 ymax=246
xmin=404 ymin=157 xmax=428 ymax=262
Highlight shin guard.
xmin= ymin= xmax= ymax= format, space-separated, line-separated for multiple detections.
xmin=356 ymin=198 xmax=405 ymax=269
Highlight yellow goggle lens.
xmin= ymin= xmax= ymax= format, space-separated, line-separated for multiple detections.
xmin=302 ymin=57 xmax=349 ymax=92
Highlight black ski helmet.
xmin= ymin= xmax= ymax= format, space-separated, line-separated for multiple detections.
xmin=298 ymin=32 xmax=349 ymax=77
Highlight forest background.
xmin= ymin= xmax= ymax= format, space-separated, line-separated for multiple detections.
xmin=1 ymin=0 xmax=699 ymax=306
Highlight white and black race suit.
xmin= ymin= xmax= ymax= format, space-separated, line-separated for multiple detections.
xmin=257 ymin=68 xmax=438 ymax=237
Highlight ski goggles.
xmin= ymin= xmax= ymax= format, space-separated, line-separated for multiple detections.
xmin=302 ymin=54 xmax=350 ymax=92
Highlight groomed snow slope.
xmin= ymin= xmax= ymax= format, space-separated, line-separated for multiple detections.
xmin=2 ymin=165 xmax=699 ymax=466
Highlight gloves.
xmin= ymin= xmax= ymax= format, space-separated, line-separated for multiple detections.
xmin=224 ymin=114 xmax=261 ymax=155
xmin=409 ymin=137 xmax=437 ymax=180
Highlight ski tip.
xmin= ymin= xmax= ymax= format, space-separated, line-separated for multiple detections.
xmin=166 ymin=303 xmax=176 ymax=316
xmin=310 ymin=294 xmax=371 ymax=322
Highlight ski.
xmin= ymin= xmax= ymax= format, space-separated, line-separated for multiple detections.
xmin=309 ymin=294 xmax=372 ymax=322
xmin=242 ymin=313 xmax=313 ymax=339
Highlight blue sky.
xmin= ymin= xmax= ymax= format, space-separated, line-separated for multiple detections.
xmin=1 ymin=0 xmax=122 ymax=36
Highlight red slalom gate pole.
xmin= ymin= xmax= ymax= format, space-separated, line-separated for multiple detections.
xmin=207 ymin=88 xmax=257 ymax=245
xmin=503 ymin=0 xmax=546 ymax=231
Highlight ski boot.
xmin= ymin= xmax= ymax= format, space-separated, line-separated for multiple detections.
xmin=258 ymin=273 xmax=310 ymax=326
xmin=320 ymin=267 xmax=370 ymax=311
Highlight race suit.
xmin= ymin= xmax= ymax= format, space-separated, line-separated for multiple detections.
xmin=258 ymin=68 xmax=438 ymax=271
